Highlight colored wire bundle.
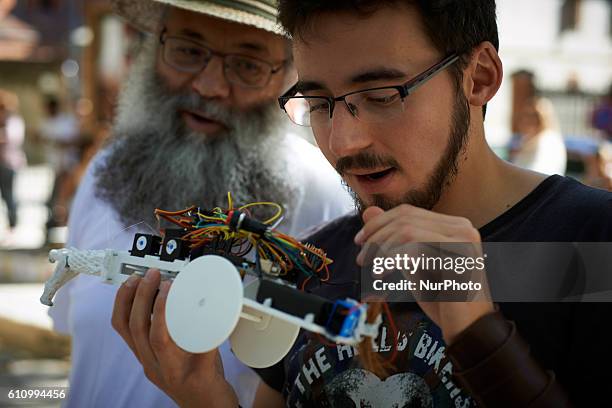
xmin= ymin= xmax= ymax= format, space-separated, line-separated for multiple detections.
xmin=153 ymin=193 xmax=332 ymax=285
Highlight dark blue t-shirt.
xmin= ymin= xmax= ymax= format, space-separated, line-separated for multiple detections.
xmin=255 ymin=175 xmax=612 ymax=407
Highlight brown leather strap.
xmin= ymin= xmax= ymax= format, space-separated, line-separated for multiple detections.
xmin=447 ymin=311 xmax=572 ymax=407
xmin=447 ymin=311 xmax=511 ymax=369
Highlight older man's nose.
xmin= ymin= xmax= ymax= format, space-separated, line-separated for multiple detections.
xmin=191 ymin=57 xmax=231 ymax=100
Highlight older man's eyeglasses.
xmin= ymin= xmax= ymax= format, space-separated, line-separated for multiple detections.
xmin=278 ymin=54 xmax=459 ymax=128
xmin=159 ymin=30 xmax=286 ymax=89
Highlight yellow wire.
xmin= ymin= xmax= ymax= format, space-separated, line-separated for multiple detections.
xmin=197 ymin=212 xmax=225 ymax=222
xmin=239 ymin=201 xmax=283 ymax=224
xmin=274 ymin=236 xmax=300 ymax=250
xmin=259 ymin=241 xmax=283 ymax=264
xmin=162 ymin=196 xmax=331 ymax=276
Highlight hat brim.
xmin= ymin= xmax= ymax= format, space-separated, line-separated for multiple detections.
xmin=111 ymin=0 xmax=286 ymax=37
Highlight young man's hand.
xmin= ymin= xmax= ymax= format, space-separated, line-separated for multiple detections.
xmin=112 ymin=269 xmax=238 ymax=408
xmin=354 ymin=205 xmax=495 ymax=345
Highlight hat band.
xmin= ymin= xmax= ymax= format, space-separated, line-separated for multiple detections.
xmin=180 ymin=0 xmax=277 ymax=21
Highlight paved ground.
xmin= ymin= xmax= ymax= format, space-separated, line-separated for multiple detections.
xmin=0 ymin=166 xmax=70 ymax=407
xmin=0 ymin=359 xmax=69 ymax=408
xmin=0 ymin=284 xmax=71 ymax=408
xmin=0 ymin=284 xmax=54 ymax=329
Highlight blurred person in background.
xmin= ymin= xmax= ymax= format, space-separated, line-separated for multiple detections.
xmin=585 ymin=143 xmax=612 ymax=190
xmin=0 ymin=90 xmax=26 ymax=240
xmin=47 ymin=0 xmax=353 ymax=407
xmin=510 ymin=96 xmax=567 ymax=175
xmin=39 ymin=96 xmax=81 ymax=230
xmin=592 ymin=83 xmax=612 ymax=141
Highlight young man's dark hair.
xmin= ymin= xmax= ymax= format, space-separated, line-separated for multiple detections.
xmin=279 ymin=0 xmax=498 ymax=117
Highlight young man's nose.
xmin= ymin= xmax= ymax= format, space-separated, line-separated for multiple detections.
xmin=190 ymin=57 xmax=231 ymax=100
xmin=327 ymin=105 xmax=373 ymax=159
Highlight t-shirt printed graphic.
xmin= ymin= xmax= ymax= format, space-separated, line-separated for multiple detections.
xmin=283 ymin=310 xmax=475 ymax=407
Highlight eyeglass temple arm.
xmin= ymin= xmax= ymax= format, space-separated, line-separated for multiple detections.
xmin=278 ymin=83 xmax=299 ymax=109
xmin=403 ymin=54 xmax=460 ymax=96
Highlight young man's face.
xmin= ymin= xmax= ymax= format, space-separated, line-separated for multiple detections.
xmin=157 ymin=7 xmax=292 ymax=135
xmin=293 ymin=5 xmax=470 ymax=210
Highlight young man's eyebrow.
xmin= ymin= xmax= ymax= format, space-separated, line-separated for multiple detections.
xmin=349 ymin=68 xmax=408 ymax=84
xmin=294 ymin=81 xmax=327 ymax=94
xmin=295 ymin=68 xmax=409 ymax=95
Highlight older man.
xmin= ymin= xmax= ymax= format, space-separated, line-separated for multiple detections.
xmin=48 ymin=1 xmax=352 ymax=407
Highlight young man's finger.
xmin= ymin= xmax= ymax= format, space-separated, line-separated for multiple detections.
xmin=150 ymin=279 xmax=190 ymax=377
xmin=356 ymin=205 xmax=472 ymax=244
xmin=111 ymin=275 xmax=141 ymax=356
xmin=129 ymin=268 xmax=161 ymax=368
xmin=357 ymin=225 xmax=447 ymax=265
xmin=362 ymin=206 xmax=384 ymax=224
xmin=356 ymin=205 xmax=423 ymax=244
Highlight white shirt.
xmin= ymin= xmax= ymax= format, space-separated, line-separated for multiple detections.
xmin=0 ymin=115 xmax=26 ymax=170
xmin=49 ymin=134 xmax=354 ymax=408
xmin=512 ymin=129 xmax=567 ymax=176
xmin=39 ymin=113 xmax=80 ymax=172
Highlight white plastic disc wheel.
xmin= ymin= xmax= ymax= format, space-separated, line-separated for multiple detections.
xmin=166 ymin=255 xmax=243 ymax=353
xmin=230 ymin=303 xmax=300 ymax=368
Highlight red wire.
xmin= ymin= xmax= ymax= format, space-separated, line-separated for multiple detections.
xmin=300 ymin=276 xmax=312 ymax=291
xmin=382 ymin=302 xmax=398 ymax=364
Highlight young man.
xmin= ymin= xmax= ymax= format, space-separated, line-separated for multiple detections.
xmin=112 ymin=1 xmax=612 ymax=406
xmin=48 ymin=1 xmax=352 ymax=407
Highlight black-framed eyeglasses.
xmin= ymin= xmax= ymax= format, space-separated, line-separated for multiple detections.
xmin=278 ymin=54 xmax=459 ymax=128
xmin=159 ymin=29 xmax=287 ymax=89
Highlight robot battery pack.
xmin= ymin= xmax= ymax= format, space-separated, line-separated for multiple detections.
xmin=255 ymin=279 xmax=351 ymax=336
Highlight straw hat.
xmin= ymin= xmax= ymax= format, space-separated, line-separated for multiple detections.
xmin=111 ymin=0 xmax=284 ymax=36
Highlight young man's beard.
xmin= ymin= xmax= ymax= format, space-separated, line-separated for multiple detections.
xmin=95 ymin=39 xmax=296 ymax=228
xmin=342 ymin=88 xmax=471 ymax=213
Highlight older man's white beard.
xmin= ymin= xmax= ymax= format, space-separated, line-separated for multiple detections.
xmin=95 ymin=39 xmax=296 ymax=228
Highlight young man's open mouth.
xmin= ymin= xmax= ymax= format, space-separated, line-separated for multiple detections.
xmin=351 ymin=167 xmax=398 ymax=194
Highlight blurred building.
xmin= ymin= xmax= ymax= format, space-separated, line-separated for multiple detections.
xmin=0 ymin=1 xmax=39 ymax=61
xmin=486 ymin=0 xmax=612 ymax=150
xmin=0 ymin=0 xmax=137 ymax=162
xmin=0 ymin=0 xmax=139 ymax=248
xmin=0 ymin=0 xmax=76 ymax=160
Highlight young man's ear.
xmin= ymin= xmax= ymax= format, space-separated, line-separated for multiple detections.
xmin=465 ymin=42 xmax=503 ymax=109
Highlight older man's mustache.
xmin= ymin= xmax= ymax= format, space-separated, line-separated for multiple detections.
xmin=152 ymin=86 xmax=232 ymax=129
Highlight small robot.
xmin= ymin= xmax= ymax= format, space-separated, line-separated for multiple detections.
xmin=41 ymin=199 xmax=381 ymax=368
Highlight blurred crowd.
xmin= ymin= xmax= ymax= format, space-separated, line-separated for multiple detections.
xmin=508 ymin=78 xmax=612 ymax=190
xmin=0 ymin=88 xmax=106 ymax=246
